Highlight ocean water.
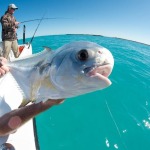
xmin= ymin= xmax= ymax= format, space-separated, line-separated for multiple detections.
xmin=21 ymin=34 xmax=150 ymax=150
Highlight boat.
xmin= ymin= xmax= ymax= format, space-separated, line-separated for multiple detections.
xmin=0 ymin=41 xmax=39 ymax=150
xmin=0 ymin=42 xmax=32 ymax=61
xmin=10 ymin=43 xmax=32 ymax=61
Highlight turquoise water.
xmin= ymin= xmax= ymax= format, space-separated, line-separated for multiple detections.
xmin=21 ymin=34 xmax=150 ymax=150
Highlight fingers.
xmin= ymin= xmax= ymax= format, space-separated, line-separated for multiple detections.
xmin=48 ymin=99 xmax=65 ymax=104
xmin=0 ymin=57 xmax=9 ymax=77
xmin=1 ymin=65 xmax=10 ymax=72
xmin=16 ymin=22 xmax=20 ymax=25
xmin=44 ymin=99 xmax=65 ymax=106
xmin=39 ymin=99 xmax=65 ymax=111
xmin=0 ymin=67 xmax=8 ymax=77
xmin=0 ymin=62 xmax=2 ymax=67
xmin=15 ymin=22 xmax=20 ymax=26
xmin=0 ymin=68 xmax=6 ymax=76
xmin=0 ymin=57 xmax=8 ymax=64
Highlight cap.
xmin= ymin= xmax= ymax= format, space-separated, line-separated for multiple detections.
xmin=8 ymin=4 xmax=18 ymax=9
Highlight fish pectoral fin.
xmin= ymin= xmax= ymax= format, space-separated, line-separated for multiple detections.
xmin=43 ymin=46 xmax=52 ymax=51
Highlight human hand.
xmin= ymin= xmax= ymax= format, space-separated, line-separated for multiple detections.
xmin=15 ymin=22 xmax=20 ymax=26
xmin=0 ymin=57 xmax=9 ymax=77
xmin=45 ymin=99 xmax=64 ymax=105
xmin=40 ymin=99 xmax=65 ymax=111
xmin=14 ymin=22 xmax=20 ymax=29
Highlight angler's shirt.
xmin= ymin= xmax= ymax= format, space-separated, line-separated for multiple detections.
xmin=1 ymin=12 xmax=18 ymax=41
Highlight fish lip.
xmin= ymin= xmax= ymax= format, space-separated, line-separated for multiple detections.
xmin=84 ymin=63 xmax=112 ymax=85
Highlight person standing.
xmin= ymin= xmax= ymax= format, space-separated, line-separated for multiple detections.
xmin=1 ymin=4 xmax=20 ymax=59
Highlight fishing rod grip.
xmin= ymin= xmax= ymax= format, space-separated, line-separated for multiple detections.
xmin=23 ymin=25 xmax=26 ymax=44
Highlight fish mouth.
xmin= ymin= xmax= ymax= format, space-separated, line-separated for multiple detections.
xmin=84 ymin=64 xmax=112 ymax=85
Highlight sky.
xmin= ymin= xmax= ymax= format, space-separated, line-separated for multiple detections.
xmin=0 ymin=0 xmax=150 ymax=45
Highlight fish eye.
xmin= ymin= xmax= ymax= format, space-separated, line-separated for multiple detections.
xmin=77 ymin=49 xmax=89 ymax=61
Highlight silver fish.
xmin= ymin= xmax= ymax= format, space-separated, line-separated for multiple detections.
xmin=0 ymin=41 xmax=114 ymax=107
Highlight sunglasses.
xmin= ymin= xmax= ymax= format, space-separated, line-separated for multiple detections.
xmin=11 ymin=8 xmax=16 ymax=10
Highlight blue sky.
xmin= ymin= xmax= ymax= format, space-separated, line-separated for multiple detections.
xmin=0 ymin=0 xmax=150 ymax=44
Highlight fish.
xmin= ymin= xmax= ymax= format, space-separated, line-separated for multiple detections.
xmin=0 ymin=41 xmax=114 ymax=108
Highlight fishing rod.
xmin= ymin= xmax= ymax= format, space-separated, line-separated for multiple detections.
xmin=28 ymin=13 xmax=46 ymax=48
xmin=20 ymin=17 xmax=72 ymax=24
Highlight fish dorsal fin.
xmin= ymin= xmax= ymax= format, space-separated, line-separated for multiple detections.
xmin=43 ymin=46 xmax=51 ymax=51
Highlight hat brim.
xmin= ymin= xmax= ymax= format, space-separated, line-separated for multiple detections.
xmin=12 ymin=7 xmax=18 ymax=9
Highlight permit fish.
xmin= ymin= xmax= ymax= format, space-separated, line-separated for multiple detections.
xmin=0 ymin=41 xmax=114 ymax=108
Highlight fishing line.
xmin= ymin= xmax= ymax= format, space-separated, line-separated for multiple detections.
xmin=20 ymin=17 xmax=72 ymax=24
xmin=105 ymin=100 xmax=121 ymax=137
xmin=23 ymin=16 xmax=73 ymax=48
xmin=105 ymin=100 xmax=128 ymax=150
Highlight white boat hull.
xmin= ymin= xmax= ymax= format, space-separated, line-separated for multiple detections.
xmin=10 ymin=44 xmax=32 ymax=61
xmin=0 ymin=42 xmax=38 ymax=150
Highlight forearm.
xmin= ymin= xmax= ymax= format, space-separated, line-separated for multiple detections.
xmin=0 ymin=99 xmax=64 ymax=136
xmin=0 ymin=102 xmax=42 ymax=136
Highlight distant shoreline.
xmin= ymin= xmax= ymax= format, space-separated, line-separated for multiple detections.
xmin=19 ymin=34 xmax=150 ymax=46
xmin=65 ymin=34 xmax=150 ymax=46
